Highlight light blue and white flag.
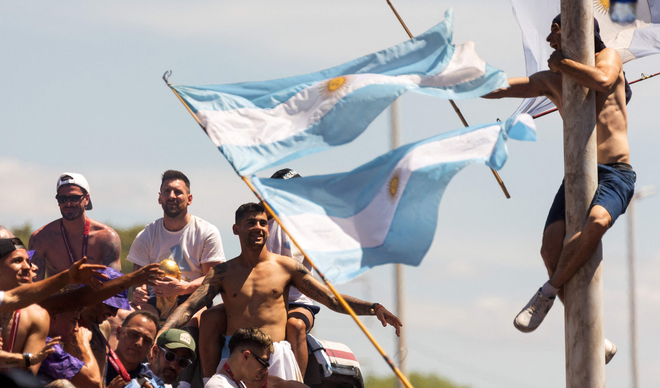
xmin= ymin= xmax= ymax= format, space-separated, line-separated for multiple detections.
xmin=253 ymin=115 xmax=536 ymax=284
xmin=173 ymin=9 xmax=508 ymax=175
xmin=511 ymin=0 xmax=660 ymax=116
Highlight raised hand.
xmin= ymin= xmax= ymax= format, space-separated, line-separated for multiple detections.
xmin=375 ymin=305 xmax=402 ymax=337
xmin=132 ymin=284 xmax=150 ymax=308
xmin=32 ymin=336 xmax=62 ymax=365
xmin=68 ymin=257 xmax=107 ymax=289
xmin=129 ymin=263 xmax=164 ymax=287
xmin=153 ymin=276 xmax=188 ymax=297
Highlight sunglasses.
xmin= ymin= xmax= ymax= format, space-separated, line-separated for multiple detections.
xmin=248 ymin=351 xmax=270 ymax=369
xmin=56 ymin=194 xmax=85 ymax=205
xmin=159 ymin=346 xmax=192 ymax=368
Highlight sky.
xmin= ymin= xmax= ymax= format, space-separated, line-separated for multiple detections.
xmin=2 ymin=1 xmax=660 ymax=387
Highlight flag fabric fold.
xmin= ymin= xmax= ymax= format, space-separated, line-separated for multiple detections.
xmin=511 ymin=0 xmax=660 ymax=117
xmin=253 ymin=114 xmax=536 ymax=284
xmin=173 ymin=9 xmax=508 ymax=175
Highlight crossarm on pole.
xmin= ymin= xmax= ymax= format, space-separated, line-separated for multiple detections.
xmin=241 ymin=176 xmax=415 ymax=388
xmin=386 ymin=1 xmax=510 ymax=199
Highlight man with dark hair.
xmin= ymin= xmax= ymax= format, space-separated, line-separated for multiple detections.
xmin=484 ymin=15 xmax=633 ymax=360
xmin=128 ymin=170 xmax=226 ymax=320
xmin=30 ymin=172 xmax=122 ymax=279
xmin=205 ymin=328 xmax=308 ymax=388
xmin=106 ymin=311 xmax=161 ymax=388
xmin=161 ymin=202 xmax=401 ymax=383
xmin=200 ymin=169 xmax=319 ymax=379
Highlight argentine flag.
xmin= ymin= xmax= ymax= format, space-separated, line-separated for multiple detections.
xmin=253 ymin=115 xmax=536 ymax=284
xmin=173 ymin=9 xmax=508 ymax=175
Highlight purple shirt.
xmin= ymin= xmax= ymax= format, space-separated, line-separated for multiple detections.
xmin=38 ymin=337 xmax=85 ymax=383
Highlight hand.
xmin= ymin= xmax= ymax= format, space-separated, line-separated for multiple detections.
xmin=68 ymin=257 xmax=107 ymax=289
xmin=132 ymin=284 xmax=150 ymax=308
xmin=72 ymin=326 xmax=93 ymax=348
xmin=375 ymin=305 xmax=402 ymax=337
xmin=153 ymin=276 xmax=188 ymax=297
xmin=129 ymin=263 xmax=165 ymax=287
xmin=31 ymin=336 xmax=61 ymax=365
xmin=107 ymin=375 xmax=126 ymax=388
xmin=548 ymin=50 xmax=565 ymax=73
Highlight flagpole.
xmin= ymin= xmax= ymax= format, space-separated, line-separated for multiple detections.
xmin=385 ymin=0 xmax=511 ymax=199
xmin=241 ymin=176 xmax=415 ymax=388
xmin=162 ymin=72 xmax=414 ymax=388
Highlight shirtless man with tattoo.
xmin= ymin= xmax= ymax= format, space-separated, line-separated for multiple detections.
xmin=484 ymin=15 xmax=634 ymax=361
xmin=30 ymin=173 xmax=122 ymax=280
xmin=160 ymin=203 xmax=401 ymax=382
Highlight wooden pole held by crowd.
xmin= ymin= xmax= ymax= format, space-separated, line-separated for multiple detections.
xmin=560 ymin=1 xmax=605 ymax=387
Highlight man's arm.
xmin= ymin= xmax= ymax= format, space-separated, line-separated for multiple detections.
xmin=28 ymin=231 xmax=47 ymax=281
xmin=23 ymin=306 xmax=50 ymax=374
xmin=548 ymin=48 xmax=622 ymax=92
xmin=151 ymin=261 xmax=216 ymax=297
xmin=288 ymin=261 xmax=401 ymax=335
xmin=39 ymin=263 xmax=162 ymax=315
xmin=100 ymin=229 xmax=122 ymax=272
xmin=0 ymin=258 xmax=106 ymax=314
xmin=68 ymin=327 xmax=102 ymax=388
xmin=159 ymin=262 xmax=228 ymax=335
xmin=483 ymin=72 xmax=556 ymax=100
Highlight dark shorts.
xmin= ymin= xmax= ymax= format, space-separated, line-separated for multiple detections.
xmin=545 ymin=163 xmax=636 ymax=230
xmin=288 ymin=302 xmax=320 ymax=332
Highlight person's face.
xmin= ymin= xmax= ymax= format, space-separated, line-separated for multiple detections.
xmin=51 ymin=310 xmax=81 ymax=342
xmin=86 ymin=302 xmax=119 ymax=324
xmin=233 ymin=212 xmax=269 ymax=248
xmin=546 ymin=23 xmax=562 ymax=51
xmin=153 ymin=347 xmax=192 ymax=384
xmin=240 ymin=348 xmax=270 ymax=384
xmin=116 ymin=316 xmax=157 ymax=364
xmin=57 ymin=185 xmax=88 ymax=221
xmin=0 ymin=249 xmax=32 ymax=288
xmin=158 ymin=179 xmax=192 ymax=219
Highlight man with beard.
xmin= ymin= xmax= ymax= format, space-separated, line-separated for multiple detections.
xmin=149 ymin=329 xmax=196 ymax=386
xmin=128 ymin=170 xmax=226 ymax=317
xmin=30 ymin=173 xmax=122 ymax=280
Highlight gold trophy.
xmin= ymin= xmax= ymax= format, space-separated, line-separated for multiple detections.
xmin=156 ymin=258 xmax=184 ymax=323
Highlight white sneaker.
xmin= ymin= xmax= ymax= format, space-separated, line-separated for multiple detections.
xmin=514 ymin=288 xmax=555 ymax=333
xmin=605 ymin=338 xmax=617 ymax=364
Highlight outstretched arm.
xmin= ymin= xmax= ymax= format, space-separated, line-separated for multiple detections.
xmin=548 ymin=48 xmax=622 ymax=92
xmin=0 ymin=258 xmax=106 ymax=314
xmin=483 ymin=72 xmax=556 ymax=100
xmin=39 ymin=263 xmax=163 ymax=315
xmin=158 ymin=262 xmax=228 ymax=335
xmin=289 ymin=261 xmax=401 ymax=335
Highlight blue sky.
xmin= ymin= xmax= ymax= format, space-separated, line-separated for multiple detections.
xmin=2 ymin=1 xmax=660 ymax=387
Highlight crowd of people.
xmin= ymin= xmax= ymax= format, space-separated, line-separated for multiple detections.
xmin=0 ymin=169 xmax=401 ymax=388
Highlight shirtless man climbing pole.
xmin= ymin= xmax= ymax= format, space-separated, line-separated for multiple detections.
xmin=484 ymin=15 xmax=635 ymax=362
xmin=30 ymin=172 xmax=122 ymax=279
xmin=160 ymin=203 xmax=401 ymax=382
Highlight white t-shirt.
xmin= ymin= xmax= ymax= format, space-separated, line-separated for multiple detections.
xmin=205 ymin=373 xmax=239 ymax=388
xmin=267 ymin=219 xmax=314 ymax=306
xmin=127 ymin=215 xmax=225 ymax=281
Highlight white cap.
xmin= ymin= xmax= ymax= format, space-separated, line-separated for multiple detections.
xmin=56 ymin=172 xmax=93 ymax=210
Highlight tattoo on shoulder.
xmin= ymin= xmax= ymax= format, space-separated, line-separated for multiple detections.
xmin=103 ymin=235 xmax=121 ymax=267
xmin=295 ymin=262 xmax=310 ymax=276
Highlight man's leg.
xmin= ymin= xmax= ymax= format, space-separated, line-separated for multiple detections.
xmin=286 ymin=307 xmax=314 ymax=379
xmin=540 ymin=220 xmax=566 ymax=302
xmin=199 ymin=304 xmax=227 ymax=378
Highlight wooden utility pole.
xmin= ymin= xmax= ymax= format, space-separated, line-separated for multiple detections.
xmin=560 ymin=1 xmax=605 ymax=387
xmin=390 ymin=99 xmax=408 ymax=388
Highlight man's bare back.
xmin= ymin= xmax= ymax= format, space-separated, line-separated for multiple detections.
xmin=0 ymin=303 xmax=50 ymax=374
xmin=30 ymin=218 xmax=121 ymax=279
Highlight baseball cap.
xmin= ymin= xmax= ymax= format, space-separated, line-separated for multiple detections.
xmin=56 ymin=173 xmax=93 ymax=210
xmin=270 ymin=168 xmax=301 ymax=180
xmin=157 ymin=329 xmax=197 ymax=360
xmin=96 ymin=267 xmax=130 ymax=311
xmin=0 ymin=238 xmax=26 ymax=259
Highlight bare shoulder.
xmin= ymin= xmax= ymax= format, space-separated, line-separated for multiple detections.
xmin=596 ymin=47 xmax=623 ymax=66
xmin=29 ymin=220 xmax=61 ymax=245
xmin=23 ymin=303 xmax=50 ymax=324
xmin=275 ymin=253 xmax=309 ymax=275
xmin=90 ymin=219 xmax=119 ymax=240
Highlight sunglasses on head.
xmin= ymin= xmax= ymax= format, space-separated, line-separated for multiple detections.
xmin=56 ymin=194 xmax=85 ymax=205
xmin=247 ymin=351 xmax=270 ymax=369
xmin=159 ymin=346 xmax=192 ymax=368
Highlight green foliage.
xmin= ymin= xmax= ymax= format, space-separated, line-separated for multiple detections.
xmin=11 ymin=223 xmax=33 ymax=245
xmin=365 ymin=373 xmax=469 ymax=388
xmin=109 ymin=224 xmax=145 ymax=274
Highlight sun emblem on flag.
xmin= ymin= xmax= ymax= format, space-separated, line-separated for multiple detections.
xmin=320 ymin=76 xmax=351 ymax=98
xmin=594 ymin=0 xmax=609 ymax=14
xmin=386 ymin=171 xmax=402 ymax=203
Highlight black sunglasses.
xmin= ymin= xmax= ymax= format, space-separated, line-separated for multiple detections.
xmin=159 ymin=346 xmax=192 ymax=368
xmin=247 ymin=350 xmax=270 ymax=369
xmin=56 ymin=194 xmax=85 ymax=205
